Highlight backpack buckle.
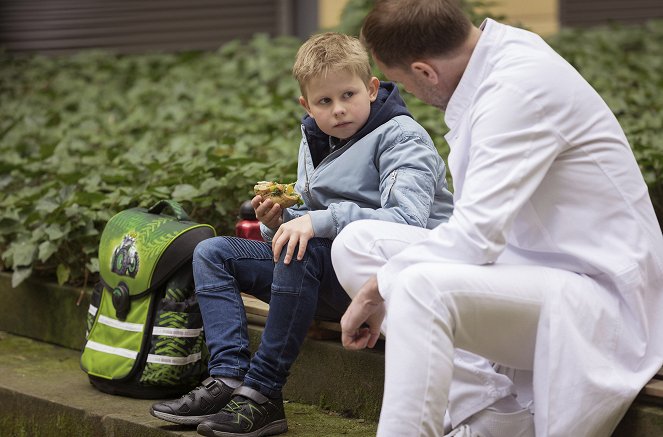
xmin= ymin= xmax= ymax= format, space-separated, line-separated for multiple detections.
xmin=112 ymin=282 xmax=131 ymax=320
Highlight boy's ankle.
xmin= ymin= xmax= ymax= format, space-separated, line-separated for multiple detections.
xmin=217 ymin=376 xmax=242 ymax=389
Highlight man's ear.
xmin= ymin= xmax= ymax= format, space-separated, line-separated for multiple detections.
xmin=411 ymin=61 xmax=439 ymax=85
xmin=368 ymin=77 xmax=380 ymax=102
xmin=298 ymin=96 xmax=313 ymax=117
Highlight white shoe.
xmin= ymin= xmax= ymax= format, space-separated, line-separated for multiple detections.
xmin=444 ymin=408 xmax=534 ymax=437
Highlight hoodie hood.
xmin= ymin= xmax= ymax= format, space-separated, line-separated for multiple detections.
xmin=302 ymin=81 xmax=412 ymax=167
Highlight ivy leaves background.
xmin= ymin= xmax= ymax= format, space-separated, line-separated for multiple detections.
xmin=1 ymin=35 xmax=303 ymax=286
xmin=1 ymin=6 xmax=662 ymax=287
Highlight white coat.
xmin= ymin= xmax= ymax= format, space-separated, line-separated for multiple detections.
xmin=376 ymin=19 xmax=663 ymax=436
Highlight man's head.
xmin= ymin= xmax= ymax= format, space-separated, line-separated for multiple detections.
xmin=293 ymin=32 xmax=379 ymax=140
xmin=361 ymin=0 xmax=472 ymax=69
xmin=361 ymin=0 xmax=477 ymax=110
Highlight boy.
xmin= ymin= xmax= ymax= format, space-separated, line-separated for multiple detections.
xmin=151 ymin=32 xmax=454 ymax=436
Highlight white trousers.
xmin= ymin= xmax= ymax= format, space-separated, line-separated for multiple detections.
xmin=331 ymin=220 xmax=591 ymax=437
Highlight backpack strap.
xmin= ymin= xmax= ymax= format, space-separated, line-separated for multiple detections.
xmin=147 ymin=200 xmax=190 ymax=221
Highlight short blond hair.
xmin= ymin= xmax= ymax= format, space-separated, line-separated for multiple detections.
xmin=292 ymin=32 xmax=372 ymax=97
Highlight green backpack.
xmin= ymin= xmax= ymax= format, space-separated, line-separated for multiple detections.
xmin=81 ymin=200 xmax=215 ymax=398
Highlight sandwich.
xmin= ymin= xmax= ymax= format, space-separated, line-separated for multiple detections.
xmin=254 ymin=181 xmax=303 ymax=208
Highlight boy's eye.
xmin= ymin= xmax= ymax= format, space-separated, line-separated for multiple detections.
xmin=343 ymin=91 xmax=354 ymax=99
xmin=318 ymin=97 xmax=331 ymax=105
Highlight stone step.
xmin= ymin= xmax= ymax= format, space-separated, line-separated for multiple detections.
xmin=0 ymin=273 xmax=385 ymax=422
xmin=1 ymin=272 xmax=662 ymax=436
xmin=0 ymin=331 xmax=377 ymax=437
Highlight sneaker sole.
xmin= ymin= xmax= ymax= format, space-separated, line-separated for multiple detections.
xmin=196 ymin=419 xmax=288 ymax=437
xmin=150 ymin=407 xmax=216 ymax=425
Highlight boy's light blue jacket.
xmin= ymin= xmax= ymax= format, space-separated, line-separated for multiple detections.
xmin=261 ymin=82 xmax=453 ymax=241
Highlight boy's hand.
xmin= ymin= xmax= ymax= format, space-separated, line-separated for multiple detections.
xmin=272 ymin=214 xmax=314 ymax=265
xmin=341 ymin=275 xmax=385 ymax=350
xmin=252 ymin=195 xmax=283 ymax=230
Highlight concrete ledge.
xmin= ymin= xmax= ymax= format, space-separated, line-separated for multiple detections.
xmin=0 ymin=272 xmax=385 ymax=421
xmin=0 ymin=332 xmax=377 ymax=436
xmin=0 ymin=272 xmax=89 ymax=350
xmin=267 ymin=328 xmax=384 ymax=420
xmin=612 ymin=400 xmax=663 ymax=436
xmin=0 ymin=331 xmax=198 ymax=437
xmin=2 ymin=272 xmax=663 ymax=435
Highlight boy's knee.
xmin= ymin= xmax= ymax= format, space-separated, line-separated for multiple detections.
xmin=193 ymin=237 xmax=217 ymax=263
xmin=193 ymin=236 xmax=233 ymax=265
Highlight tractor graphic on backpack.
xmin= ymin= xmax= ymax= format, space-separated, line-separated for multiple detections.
xmin=111 ymin=234 xmax=140 ymax=278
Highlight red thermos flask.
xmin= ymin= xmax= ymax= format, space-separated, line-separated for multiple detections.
xmin=235 ymin=200 xmax=263 ymax=241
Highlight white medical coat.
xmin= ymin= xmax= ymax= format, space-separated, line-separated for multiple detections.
xmin=379 ymin=19 xmax=663 ymax=436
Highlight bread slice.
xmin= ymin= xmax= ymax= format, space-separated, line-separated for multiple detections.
xmin=254 ymin=181 xmax=303 ymax=208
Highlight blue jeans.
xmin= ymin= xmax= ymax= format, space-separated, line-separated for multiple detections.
xmin=192 ymin=236 xmax=351 ymax=398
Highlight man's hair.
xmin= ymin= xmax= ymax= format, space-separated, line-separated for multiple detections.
xmin=292 ymin=32 xmax=372 ymax=97
xmin=361 ymin=0 xmax=472 ymax=68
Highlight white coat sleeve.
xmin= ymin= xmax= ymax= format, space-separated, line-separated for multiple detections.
xmin=377 ymin=82 xmax=565 ymax=299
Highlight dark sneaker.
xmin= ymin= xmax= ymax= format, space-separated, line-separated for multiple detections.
xmin=196 ymin=386 xmax=287 ymax=437
xmin=150 ymin=377 xmax=235 ymax=425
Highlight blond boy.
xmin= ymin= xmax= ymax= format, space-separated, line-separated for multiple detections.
xmin=151 ymin=32 xmax=453 ymax=437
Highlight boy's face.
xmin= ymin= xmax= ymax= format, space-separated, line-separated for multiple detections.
xmin=299 ymin=70 xmax=379 ymax=140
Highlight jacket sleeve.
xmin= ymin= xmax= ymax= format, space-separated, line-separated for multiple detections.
xmin=308 ymin=123 xmax=445 ymax=239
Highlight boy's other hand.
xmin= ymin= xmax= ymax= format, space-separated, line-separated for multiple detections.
xmin=341 ymin=275 xmax=385 ymax=350
xmin=272 ymin=214 xmax=314 ymax=265
xmin=252 ymin=195 xmax=283 ymax=230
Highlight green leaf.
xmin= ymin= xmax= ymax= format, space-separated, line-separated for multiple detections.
xmin=12 ymin=267 xmax=33 ymax=288
xmin=86 ymin=257 xmax=100 ymax=274
xmin=56 ymin=263 xmax=71 ymax=286
xmin=9 ymin=241 xmax=37 ymax=267
xmin=38 ymin=241 xmax=58 ymax=262
xmin=35 ymin=197 xmax=60 ymax=214
xmin=172 ymin=184 xmax=200 ymax=200
xmin=45 ymin=224 xmax=65 ymax=240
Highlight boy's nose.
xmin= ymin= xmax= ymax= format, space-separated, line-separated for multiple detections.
xmin=333 ymin=104 xmax=346 ymax=116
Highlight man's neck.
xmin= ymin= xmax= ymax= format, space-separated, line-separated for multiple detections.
xmin=438 ymin=26 xmax=482 ymax=94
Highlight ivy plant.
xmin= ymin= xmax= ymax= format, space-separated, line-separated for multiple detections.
xmin=1 ymin=13 xmax=662 ymax=288
xmin=1 ymin=35 xmax=302 ymax=287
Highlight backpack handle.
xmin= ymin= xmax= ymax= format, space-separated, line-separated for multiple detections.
xmin=147 ymin=200 xmax=191 ymax=221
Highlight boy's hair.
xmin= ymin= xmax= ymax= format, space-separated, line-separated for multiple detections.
xmin=292 ymin=32 xmax=372 ymax=97
xmin=361 ymin=0 xmax=472 ymax=68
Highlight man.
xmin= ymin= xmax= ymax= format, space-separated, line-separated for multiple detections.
xmin=331 ymin=1 xmax=663 ymax=436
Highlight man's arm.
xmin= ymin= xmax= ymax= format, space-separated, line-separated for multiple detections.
xmin=376 ymin=82 xmax=563 ymax=300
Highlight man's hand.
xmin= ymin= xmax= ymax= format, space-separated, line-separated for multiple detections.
xmin=252 ymin=195 xmax=282 ymax=230
xmin=272 ymin=214 xmax=314 ymax=264
xmin=341 ymin=275 xmax=385 ymax=350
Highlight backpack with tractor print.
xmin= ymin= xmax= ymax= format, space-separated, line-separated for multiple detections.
xmin=81 ymin=200 xmax=215 ymax=398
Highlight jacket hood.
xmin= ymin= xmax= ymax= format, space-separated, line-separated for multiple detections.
xmin=302 ymin=81 xmax=412 ymax=167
